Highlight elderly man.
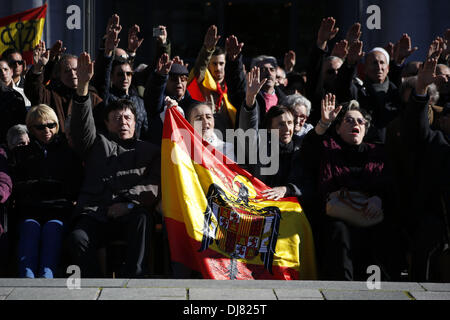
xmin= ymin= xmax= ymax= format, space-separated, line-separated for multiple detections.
xmin=144 ymin=53 xmax=194 ymax=145
xmin=24 ymin=41 xmax=103 ymax=134
xmin=340 ymin=46 xmax=402 ymax=143
xmin=68 ymin=52 xmax=160 ymax=278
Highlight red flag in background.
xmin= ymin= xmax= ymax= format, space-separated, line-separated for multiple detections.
xmin=0 ymin=4 xmax=47 ymax=64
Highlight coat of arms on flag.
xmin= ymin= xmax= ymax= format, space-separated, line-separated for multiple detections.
xmin=161 ymin=106 xmax=317 ymax=280
xmin=0 ymin=4 xmax=47 ymax=64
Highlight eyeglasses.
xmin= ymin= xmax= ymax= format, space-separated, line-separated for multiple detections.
xmin=10 ymin=60 xmax=24 ymax=66
xmin=34 ymin=123 xmax=57 ymax=131
xmin=343 ymin=116 xmax=366 ymax=126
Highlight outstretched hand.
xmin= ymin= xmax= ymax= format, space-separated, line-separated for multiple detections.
xmin=156 ymin=53 xmax=174 ymax=75
xmin=204 ymin=25 xmax=221 ymax=51
xmin=33 ymin=40 xmax=49 ymax=70
xmin=346 ymin=40 xmax=365 ymax=65
xmin=245 ymin=67 xmax=266 ymax=108
xmin=225 ymin=35 xmax=244 ymax=61
xmin=49 ymin=40 xmax=66 ymax=61
xmin=331 ymin=39 xmax=348 ymax=60
xmin=320 ymin=93 xmax=342 ymax=124
xmin=394 ymin=33 xmax=418 ymax=65
xmin=76 ymin=52 xmax=94 ymax=96
xmin=416 ymin=49 xmax=448 ymax=95
xmin=128 ymin=24 xmax=144 ymax=53
xmin=317 ymin=17 xmax=339 ymax=50
xmin=345 ymin=22 xmax=362 ymax=44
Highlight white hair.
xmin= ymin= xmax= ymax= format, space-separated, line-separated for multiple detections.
xmin=282 ymin=94 xmax=312 ymax=116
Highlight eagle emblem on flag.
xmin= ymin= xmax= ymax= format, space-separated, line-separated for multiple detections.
xmin=199 ymin=182 xmax=281 ymax=274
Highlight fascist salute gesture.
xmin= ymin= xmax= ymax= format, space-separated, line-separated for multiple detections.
xmin=76 ymin=52 xmax=95 ymax=97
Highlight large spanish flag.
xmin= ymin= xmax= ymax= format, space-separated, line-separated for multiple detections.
xmin=0 ymin=4 xmax=47 ymax=64
xmin=161 ymin=106 xmax=317 ymax=280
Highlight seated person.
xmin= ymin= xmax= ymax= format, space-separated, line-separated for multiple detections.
xmin=293 ymin=93 xmax=403 ymax=281
xmin=24 ymin=41 xmax=103 ymax=135
xmin=238 ymin=67 xmax=302 ymax=200
xmin=185 ymin=101 xmax=235 ymax=162
xmin=6 ymin=124 xmax=29 ymax=151
xmin=68 ymin=53 xmax=161 ymax=278
xmin=282 ymin=94 xmax=314 ymax=141
xmin=10 ymin=104 xmax=82 ymax=278
xmin=0 ymin=146 xmax=12 ymax=276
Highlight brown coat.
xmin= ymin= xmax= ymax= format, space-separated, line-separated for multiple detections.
xmin=24 ymin=70 xmax=103 ymax=133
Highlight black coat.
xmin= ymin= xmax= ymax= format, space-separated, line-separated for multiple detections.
xmin=10 ymin=135 xmax=83 ymax=222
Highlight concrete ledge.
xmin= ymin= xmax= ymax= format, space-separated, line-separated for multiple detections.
xmin=0 ymin=278 xmax=449 ymax=300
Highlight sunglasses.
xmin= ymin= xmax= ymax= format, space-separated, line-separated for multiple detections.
xmin=118 ymin=71 xmax=133 ymax=77
xmin=10 ymin=60 xmax=24 ymax=66
xmin=169 ymin=74 xmax=188 ymax=82
xmin=34 ymin=122 xmax=57 ymax=131
xmin=343 ymin=116 xmax=366 ymax=126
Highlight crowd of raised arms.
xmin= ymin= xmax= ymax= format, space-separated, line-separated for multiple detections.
xmin=0 ymin=14 xmax=449 ymax=282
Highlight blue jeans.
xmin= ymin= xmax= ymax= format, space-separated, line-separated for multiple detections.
xmin=18 ymin=219 xmax=64 ymax=278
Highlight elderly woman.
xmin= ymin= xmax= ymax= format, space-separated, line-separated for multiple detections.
xmin=11 ymin=104 xmax=82 ymax=278
xmin=282 ymin=94 xmax=314 ymax=140
xmin=294 ymin=93 xmax=402 ymax=281
xmin=6 ymin=124 xmax=29 ymax=151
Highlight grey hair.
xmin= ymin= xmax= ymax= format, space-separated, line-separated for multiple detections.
xmin=6 ymin=124 xmax=28 ymax=149
xmin=282 ymin=94 xmax=312 ymax=116
xmin=325 ymin=55 xmax=343 ymax=64
xmin=250 ymin=55 xmax=278 ymax=69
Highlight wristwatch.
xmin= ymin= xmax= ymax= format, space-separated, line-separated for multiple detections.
xmin=127 ymin=203 xmax=135 ymax=210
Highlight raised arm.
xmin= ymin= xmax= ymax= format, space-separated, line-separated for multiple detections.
xmin=71 ymin=52 xmax=97 ymax=156
xmin=24 ymin=40 xmax=51 ymax=105
xmin=191 ymin=25 xmax=221 ymax=83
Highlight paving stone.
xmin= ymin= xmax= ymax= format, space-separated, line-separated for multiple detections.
xmin=0 ymin=278 xmax=68 ymax=287
xmin=6 ymin=287 xmax=101 ymax=300
xmin=189 ymin=288 xmax=276 ymax=300
xmin=322 ymin=290 xmax=412 ymax=300
xmin=0 ymin=287 xmax=13 ymax=296
xmin=410 ymin=291 xmax=450 ymax=300
xmin=419 ymin=283 xmax=450 ymax=292
xmin=99 ymin=288 xmax=187 ymax=300
xmin=274 ymin=288 xmax=323 ymax=300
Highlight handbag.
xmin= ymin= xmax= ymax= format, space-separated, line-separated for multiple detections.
xmin=326 ymin=188 xmax=384 ymax=227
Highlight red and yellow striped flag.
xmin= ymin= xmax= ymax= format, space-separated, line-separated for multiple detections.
xmin=0 ymin=4 xmax=47 ymax=64
xmin=161 ymin=106 xmax=317 ymax=280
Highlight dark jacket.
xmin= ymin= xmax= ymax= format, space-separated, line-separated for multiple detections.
xmin=386 ymin=92 xmax=450 ymax=229
xmin=292 ymin=128 xmax=393 ymax=223
xmin=9 ymin=135 xmax=83 ymax=222
xmin=143 ymin=71 xmax=195 ymax=145
xmin=101 ymin=55 xmax=149 ymax=140
xmin=70 ymin=94 xmax=160 ymax=223
xmin=0 ymin=82 xmax=27 ymax=144
xmin=336 ymin=61 xmax=402 ymax=143
xmin=238 ymin=100 xmax=302 ymax=196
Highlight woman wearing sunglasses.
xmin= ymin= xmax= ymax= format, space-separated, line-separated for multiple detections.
xmin=293 ymin=93 xmax=403 ymax=281
xmin=10 ymin=104 xmax=83 ymax=278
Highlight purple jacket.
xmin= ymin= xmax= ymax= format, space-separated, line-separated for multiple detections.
xmin=0 ymin=147 xmax=12 ymax=204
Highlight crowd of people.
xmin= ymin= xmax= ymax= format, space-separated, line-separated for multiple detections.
xmin=0 ymin=13 xmax=449 ymax=282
